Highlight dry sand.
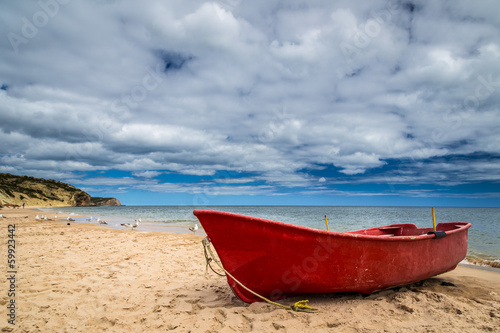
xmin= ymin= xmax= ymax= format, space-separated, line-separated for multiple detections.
xmin=1 ymin=208 xmax=499 ymax=332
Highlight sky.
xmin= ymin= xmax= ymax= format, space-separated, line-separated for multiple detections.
xmin=1 ymin=0 xmax=500 ymax=207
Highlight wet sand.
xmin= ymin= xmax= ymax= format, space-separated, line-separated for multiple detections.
xmin=1 ymin=208 xmax=499 ymax=332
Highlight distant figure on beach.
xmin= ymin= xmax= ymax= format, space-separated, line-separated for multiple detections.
xmin=22 ymin=202 xmax=25 ymax=208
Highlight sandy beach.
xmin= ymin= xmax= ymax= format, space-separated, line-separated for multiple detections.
xmin=1 ymin=208 xmax=499 ymax=332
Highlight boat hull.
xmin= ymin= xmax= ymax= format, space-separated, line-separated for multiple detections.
xmin=193 ymin=209 xmax=471 ymax=303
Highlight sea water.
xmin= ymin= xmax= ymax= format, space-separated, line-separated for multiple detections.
xmin=44 ymin=206 xmax=500 ymax=261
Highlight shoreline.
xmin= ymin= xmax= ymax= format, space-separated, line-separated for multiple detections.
xmin=31 ymin=206 xmax=500 ymax=267
xmin=1 ymin=208 xmax=499 ymax=332
xmin=458 ymin=262 xmax=500 ymax=273
xmin=36 ymin=206 xmax=206 ymax=235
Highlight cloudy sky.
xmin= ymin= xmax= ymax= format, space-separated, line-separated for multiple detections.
xmin=1 ymin=0 xmax=500 ymax=206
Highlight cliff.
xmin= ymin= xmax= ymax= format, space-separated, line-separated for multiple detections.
xmin=90 ymin=197 xmax=122 ymax=207
xmin=0 ymin=173 xmax=121 ymax=207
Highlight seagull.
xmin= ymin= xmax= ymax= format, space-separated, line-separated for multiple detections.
xmin=189 ymin=224 xmax=198 ymax=233
xmin=86 ymin=216 xmax=93 ymax=222
xmin=35 ymin=215 xmax=40 ymax=219
xmin=97 ymin=218 xmax=107 ymax=225
xmin=67 ymin=216 xmax=75 ymax=222
xmin=121 ymin=219 xmax=139 ymax=230
xmin=0 ymin=214 xmax=6 ymax=218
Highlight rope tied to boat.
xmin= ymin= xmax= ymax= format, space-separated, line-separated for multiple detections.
xmin=202 ymin=237 xmax=318 ymax=313
xmin=202 ymin=237 xmax=225 ymax=276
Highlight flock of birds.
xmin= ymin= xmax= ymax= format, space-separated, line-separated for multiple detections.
xmin=120 ymin=218 xmax=141 ymax=230
xmin=29 ymin=214 xmax=199 ymax=233
xmin=86 ymin=216 xmax=108 ymax=225
xmin=35 ymin=214 xmax=55 ymax=221
xmin=33 ymin=214 xmax=137 ymax=229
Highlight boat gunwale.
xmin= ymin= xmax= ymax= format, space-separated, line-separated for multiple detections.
xmin=193 ymin=209 xmax=471 ymax=242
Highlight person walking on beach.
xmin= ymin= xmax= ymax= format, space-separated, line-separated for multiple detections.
xmin=23 ymin=202 xmax=25 ymax=209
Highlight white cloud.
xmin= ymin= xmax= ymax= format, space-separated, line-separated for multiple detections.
xmin=0 ymin=0 xmax=499 ymax=197
xmin=132 ymin=170 xmax=161 ymax=178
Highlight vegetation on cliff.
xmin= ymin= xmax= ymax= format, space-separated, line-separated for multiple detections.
xmin=0 ymin=173 xmax=121 ymax=207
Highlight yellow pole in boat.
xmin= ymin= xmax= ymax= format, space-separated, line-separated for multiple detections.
xmin=432 ymin=207 xmax=436 ymax=231
xmin=324 ymin=215 xmax=330 ymax=231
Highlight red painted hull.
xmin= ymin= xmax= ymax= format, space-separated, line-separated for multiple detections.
xmin=193 ymin=210 xmax=471 ymax=303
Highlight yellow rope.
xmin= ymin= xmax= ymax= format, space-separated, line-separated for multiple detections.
xmin=202 ymin=237 xmax=318 ymax=313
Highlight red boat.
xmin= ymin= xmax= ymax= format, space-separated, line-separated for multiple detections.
xmin=193 ymin=209 xmax=471 ymax=303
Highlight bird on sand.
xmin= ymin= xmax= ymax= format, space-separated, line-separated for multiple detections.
xmin=121 ymin=219 xmax=140 ymax=230
xmin=96 ymin=218 xmax=108 ymax=225
xmin=67 ymin=216 xmax=75 ymax=222
xmin=0 ymin=214 xmax=6 ymax=218
xmin=189 ymin=224 xmax=198 ymax=233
